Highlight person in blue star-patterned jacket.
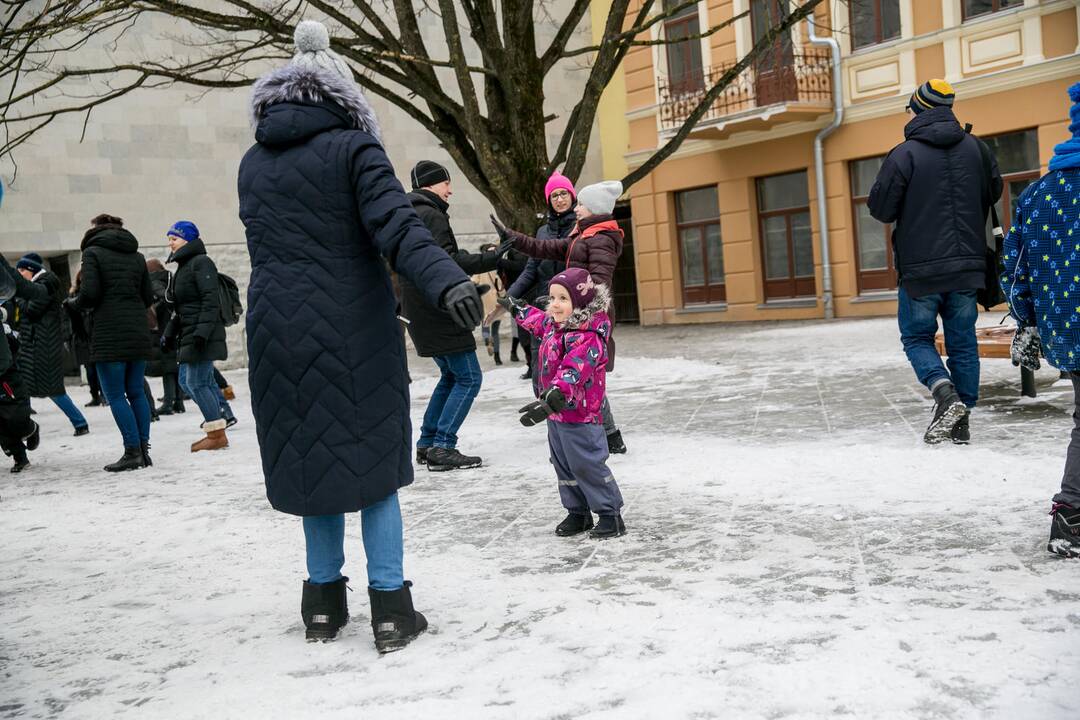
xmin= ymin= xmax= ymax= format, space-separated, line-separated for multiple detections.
xmin=1001 ymin=81 xmax=1080 ymax=558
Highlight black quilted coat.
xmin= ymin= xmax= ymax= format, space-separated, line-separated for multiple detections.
xmin=238 ymin=64 xmax=470 ymax=516
xmin=145 ymin=269 xmax=177 ymax=377
xmin=17 ymin=270 xmax=66 ymax=398
xmin=166 ymin=239 xmax=227 ymax=364
xmin=73 ymin=226 xmax=153 ymax=363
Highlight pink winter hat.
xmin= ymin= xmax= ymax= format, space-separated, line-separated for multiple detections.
xmin=549 ymin=267 xmax=597 ymax=309
xmin=544 ymin=172 xmax=575 ymax=203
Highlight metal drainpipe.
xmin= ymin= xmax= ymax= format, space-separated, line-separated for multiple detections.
xmin=807 ymin=12 xmax=843 ymax=320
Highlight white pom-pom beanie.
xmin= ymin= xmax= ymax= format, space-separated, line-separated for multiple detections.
xmin=291 ymin=20 xmax=352 ymax=82
xmin=576 ymin=180 xmax=624 ymax=216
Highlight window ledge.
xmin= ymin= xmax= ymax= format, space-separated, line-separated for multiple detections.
xmin=676 ymin=302 xmax=728 ymax=315
xmin=850 ymin=290 xmax=898 ymax=304
xmin=849 ymin=36 xmax=905 ymax=58
xmin=756 ymin=297 xmax=819 ymax=309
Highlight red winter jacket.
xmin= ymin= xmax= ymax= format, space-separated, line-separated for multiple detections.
xmin=508 ymin=214 xmax=624 ymax=288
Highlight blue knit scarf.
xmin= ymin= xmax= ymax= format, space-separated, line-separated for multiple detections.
xmin=1049 ymin=82 xmax=1080 ymax=172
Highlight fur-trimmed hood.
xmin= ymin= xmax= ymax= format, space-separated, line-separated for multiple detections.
xmin=563 ymin=283 xmax=611 ymax=330
xmin=250 ymin=64 xmax=381 ymax=144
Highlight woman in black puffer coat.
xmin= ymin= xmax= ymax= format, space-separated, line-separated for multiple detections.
xmin=71 ymin=214 xmax=154 ymax=472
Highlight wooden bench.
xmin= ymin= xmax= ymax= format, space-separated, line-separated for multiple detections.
xmin=935 ymin=325 xmax=1036 ymax=398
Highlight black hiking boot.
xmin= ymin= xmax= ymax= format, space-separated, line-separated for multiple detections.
xmin=924 ymin=382 xmax=967 ymax=445
xmin=1049 ymin=504 xmax=1080 ymax=558
xmin=301 ymin=577 xmax=350 ymax=641
xmin=73 ymin=425 xmax=90 ymax=437
xmin=950 ymin=412 xmax=971 ymax=444
xmin=368 ymin=581 xmax=428 ymax=654
xmin=415 ymin=447 xmax=429 ymax=465
xmin=156 ymin=404 xmax=174 ymax=416
xmin=606 ymin=430 xmax=627 ymax=455
xmin=588 ymin=514 xmax=626 ymax=539
xmin=426 ymin=447 xmax=482 ymax=472
xmin=23 ymin=421 xmax=40 ymax=452
xmin=104 ymin=447 xmax=145 ymax=472
xmin=141 ymin=442 xmax=152 ymax=468
xmin=10 ymin=453 xmax=29 ymax=473
xmin=555 ymin=512 xmax=594 ymax=537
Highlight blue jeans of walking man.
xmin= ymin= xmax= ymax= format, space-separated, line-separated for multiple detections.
xmin=50 ymin=393 xmax=88 ymax=431
xmin=418 ymin=351 xmax=482 ymax=450
xmin=303 ymin=492 xmax=404 ymax=591
xmin=96 ymin=361 xmax=151 ymax=448
xmin=897 ymin=288 xmax=980 ymax=407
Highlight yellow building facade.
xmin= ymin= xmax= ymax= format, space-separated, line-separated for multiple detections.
xmin=623 ymin=0 xmax=1080 ymax=324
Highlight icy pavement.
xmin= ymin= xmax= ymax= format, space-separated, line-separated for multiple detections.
xmin=2 ymin=315 xmax=1078 ymax=719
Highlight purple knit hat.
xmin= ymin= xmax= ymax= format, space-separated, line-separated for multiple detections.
xmin=549 ymin=267 xmax=597 ymax=309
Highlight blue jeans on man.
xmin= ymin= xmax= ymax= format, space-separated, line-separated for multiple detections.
xmin=303 ymin=492 xmax=404 ymax=591
xmin=897 ymin=287 xmax=980 ymax=407
xmin=96 ymin=361 xmax=151 ymax=448
xmin=50 ymin=393 xmax=88 ymax=431
xmin=417 ymin=351 xmax=482 ymax=450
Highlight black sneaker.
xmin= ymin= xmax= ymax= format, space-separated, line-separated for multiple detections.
xmin=588 ymin=514 xmax=626 ymax=539
xmin=1048 ymin=504 xmax=1080 ymax=558
xmin=73 ymin=425 xmax=90 ymax=437
xmin=426 ymin=447 xmax=482 ymax=472
xmin=415 ymin=447 xmax=430 ymax=465
xmin=555 ymin=512 xmax=594 ymax=537
xmin=302 ymin=577 xmax=350 ymax=642
xmin=924 ymin=383 xmax=966 ymax=445
xmin=606 ymin=430 xmax=627 ymax=454
xmin=950 ymin=412 xmax=971 ymax=445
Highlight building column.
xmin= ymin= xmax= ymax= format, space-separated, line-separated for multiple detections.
xmin=941 ymin=0 xmax=963 ymax=83
xmin=1022 ymin=0 xmax=1044 ymax=65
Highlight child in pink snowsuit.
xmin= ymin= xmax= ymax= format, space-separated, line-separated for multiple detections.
xmin=505 ymin=267 xmax=625 ymax=539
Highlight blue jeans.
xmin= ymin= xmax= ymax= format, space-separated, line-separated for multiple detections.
xmin=96 ymin=361 xmax=151 ymax=447
xmin=418 ymin=351 xmax=483 ymax=449
xmin=897 ymin=287 xmax=980 ymax=408
xmin=179 ymin=361 xmax=224 ymax=424
xmin=50 ymin=394 xmax=88 ymax=430
xmin=302 ymin=493 xmax=404 ymax=591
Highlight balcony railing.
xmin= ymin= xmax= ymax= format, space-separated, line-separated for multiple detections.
xmin=657 ymin=49 xmax=833 ymax=131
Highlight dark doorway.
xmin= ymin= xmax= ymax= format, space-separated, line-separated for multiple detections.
xmin=612 ymin=202 xmax=640 ymax=324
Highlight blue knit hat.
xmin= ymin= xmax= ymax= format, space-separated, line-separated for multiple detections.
xmin=167 ymin=221 xmax=200 ymax=243
xmin=16 ymin=252 xmax=44 ymax=273
xmin=909 ymin=79 xmax=955 ymax=114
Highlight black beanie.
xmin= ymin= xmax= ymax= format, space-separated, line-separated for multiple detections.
xmin=411 ymin=160 xmax=450 ymax=189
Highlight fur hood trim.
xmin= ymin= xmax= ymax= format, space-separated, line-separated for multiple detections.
xmin=563 ymin=283 xmax=611 ymax=330
xmin=250 ymin=64 xmax=381 ymax=142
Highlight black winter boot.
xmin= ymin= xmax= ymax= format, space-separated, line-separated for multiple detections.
xmin=924 ymin=382 xmax=967 ymax=445
xmin=606 ymin=430 xmax=627 ymax=455
xmin=104 ymin=447 xmax=145 ymax=472
xmin=415 ymin=447 xmax=429 ymax=465
xmin=10 ymin=451 xmax=29 ymax=473
xmin=84 ymin=395 xmax=105 ymax=408
xmin=494 ymin=352 xmax=503 ymax=366
xmin=426 ymin=447 xmax=482 ymax=472
xmin=172 ymin=400 xmax=186 ymax=414
xmin=301 ymin=577 xmax=350 ymax=641
xmin=73 ymin=425 xmax=90 ymax=437
xmin=156 ymin=403 xmax=174 ymax=416
xmin=141 ymin=442 xmax=153 ymax=467
xmin=1048 ymin=504 xmax=1080 ymax=558
xmin=368 ymin=581 xmax=427 ymax=654
xmin=588 ymin=514 xmax=626 ymax=539
xmin=23 ymin=421 xmax=40 ymax=452
xmin=950 ymin=413 xmax=971 ymax=444
xmin=555 ymin=512 xmax=594 ymax=537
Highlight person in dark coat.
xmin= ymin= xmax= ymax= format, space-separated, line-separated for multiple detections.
xmin=145 ymin=258 xmax=184 ymax=415
xmin=238 ymin=20 xmax=481 ymax=652
xmin=14 ymin=253 xmax=89 ymax=435
xmin=69 ymin=214 xmax=154 ymax=471
xmin=400 ymin=160 xmax=510 ymax=472
xmin=163 ymin=221 xmax=230 ymax=451
xmin=66 ymin=271 xmax=105 ymax=408
xmin=868 ymin=79 xmax=1003 ymax=445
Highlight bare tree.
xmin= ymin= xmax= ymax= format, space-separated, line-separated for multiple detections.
xmin=0 ymin=0 xmax=827 ymax=226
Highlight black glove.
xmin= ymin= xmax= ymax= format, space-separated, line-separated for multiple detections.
xmin=518 ymin=387 xmax=567 ymax=427
xmin=442 ymin=280 xmax=483 ymax=330
xmin=194 ymin=335 xmax=207 ymax=353
xmin=490 ymin=214 xmax=512 ymax=244
xmin=1011 ymin=325 xmax=1041 ymax=371
xmin=496 ymin=239 xmax=515 ymax=257
xmin=496 ymin=294 xmax=528 ymax=316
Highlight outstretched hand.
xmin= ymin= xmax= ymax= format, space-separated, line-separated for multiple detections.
xmin=490 ymin=214 xmax=512 ymax=244
xmin=442 ymin=280 xmax=483 ymax=330
xmin=518 ymin=387 xmax=567 ymax=427
xmin=496 ymin=294 xmax=527 ymax=316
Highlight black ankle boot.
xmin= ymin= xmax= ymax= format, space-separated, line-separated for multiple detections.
xmin=924 ymin=382 xmax=966 ymax=445
xmin=368 ymin=581 xmax=428 ymax=653
xmin=141 ymin=442 xmax=153 ymax=467
xmin=555 ymin=512 xmax=594 ymax=537
xmin=302 ymin=577 xmax=350 ymax=641
xmin=23 ymin=421 xmax=40 ymax=452
xmin=588 ymin=514 xmax=627 ymax=539
xmin=104 ymin=447 xmax=145 ymax=472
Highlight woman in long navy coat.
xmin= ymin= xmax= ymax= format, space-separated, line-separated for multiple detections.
xmin=238 ymin=21 xmax=480 ymax=653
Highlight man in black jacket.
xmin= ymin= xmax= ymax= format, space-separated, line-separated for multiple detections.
xmin=400 ymin=161 xmax=508 ymax=471
xmin=869 ymin=79 xmax=1003 ymax=445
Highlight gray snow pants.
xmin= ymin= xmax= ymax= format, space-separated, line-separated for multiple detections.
xmin=547 ymin=420 xmax=623 ymax=516
xmin=1054 ymin=374 xmax=1080 ymax=507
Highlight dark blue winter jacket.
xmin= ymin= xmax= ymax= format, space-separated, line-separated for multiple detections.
xmin=868 ymin=106 xmax=1002 ymax=297
xmin=1001 ymin=168 xmax=1080 ymax=371
xmin=237 ymin=64 xmax=469 ymax=516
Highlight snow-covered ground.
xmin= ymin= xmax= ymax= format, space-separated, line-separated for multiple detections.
xmin=2 ymin=316 xmax=1078 ymax=719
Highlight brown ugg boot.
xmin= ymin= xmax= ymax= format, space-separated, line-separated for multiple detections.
xmin=191 ymin=419 xmax=229 ymax=452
